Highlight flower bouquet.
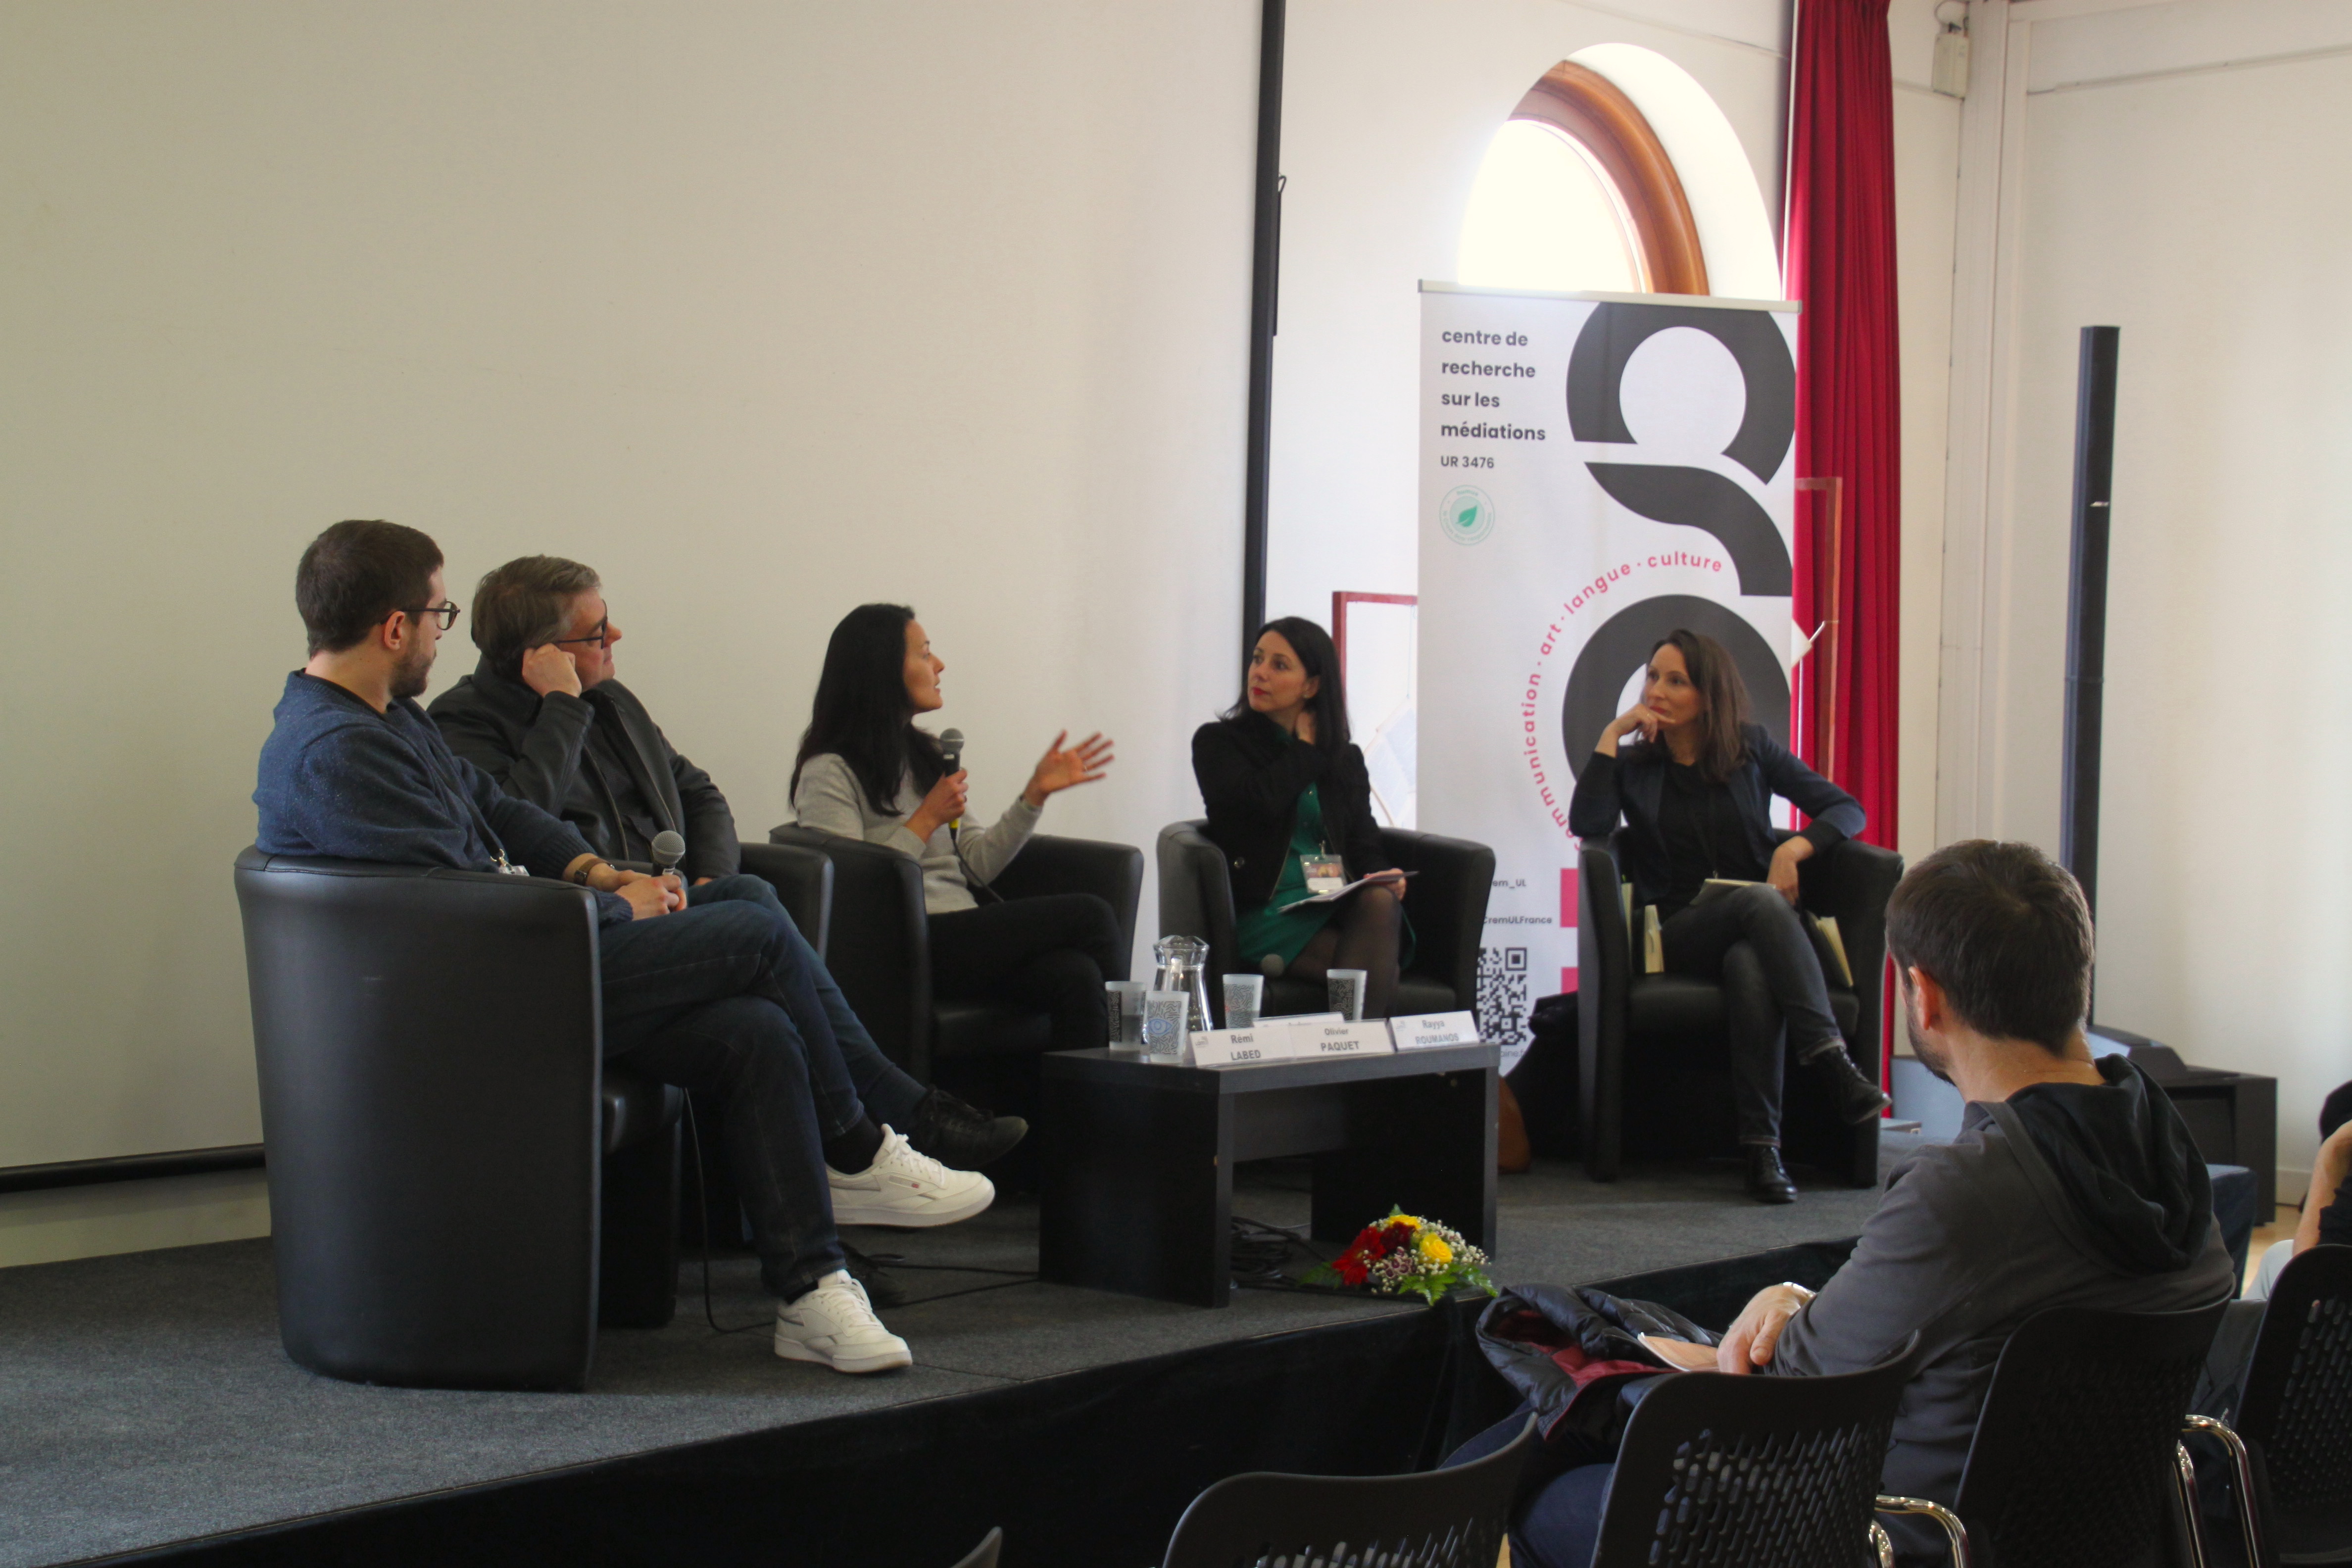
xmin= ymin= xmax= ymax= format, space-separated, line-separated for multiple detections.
xmin=1305 ymin=1208 xmax=1494 ymax=1305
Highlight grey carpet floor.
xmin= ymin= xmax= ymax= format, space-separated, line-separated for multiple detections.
xmin=0 ymin=1150 xmax=1894 ymax=1567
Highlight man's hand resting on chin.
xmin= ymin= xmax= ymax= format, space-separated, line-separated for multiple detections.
xmin=1715 ymin=1283 xmax=1816 ymax=1374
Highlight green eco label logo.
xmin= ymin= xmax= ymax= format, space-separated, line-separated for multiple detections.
xmin=1440 ymin=485 xmax=1496 ymax=545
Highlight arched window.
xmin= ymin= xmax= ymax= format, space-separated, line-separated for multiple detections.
xmin=1458 ymin=60 xmax=1715 ymax=297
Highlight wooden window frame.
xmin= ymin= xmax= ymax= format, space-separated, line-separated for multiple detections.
xmin=1511 ymin=61 xmax=1709 ymax=297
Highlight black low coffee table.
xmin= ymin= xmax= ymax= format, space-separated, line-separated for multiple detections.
xmin=1037 ymin=1044 xmax=1498 ymax=1307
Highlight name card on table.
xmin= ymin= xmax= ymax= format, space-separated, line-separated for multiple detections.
xmin=1392 ymin=1011 xmax=1481 ymax=1052
xmin=1187 ymin=1025 xmax=1304 ymax=1068
xmin=1297 ymin=1021 xmax=1396 ymax=1060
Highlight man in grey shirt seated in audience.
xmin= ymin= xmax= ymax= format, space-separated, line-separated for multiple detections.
xmin=426 ymin=554 xmax=1024 ymax=1182
xmin=1477 ymin=839 xmax=2235 ymax=1568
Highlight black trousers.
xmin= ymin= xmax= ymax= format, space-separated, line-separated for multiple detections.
xmin=929 ymin=893 xmax=1124 ymax=1055
xmin=1659 ymin=882 xmax=1844 ymax=1147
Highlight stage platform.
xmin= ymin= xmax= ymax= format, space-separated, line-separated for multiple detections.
xmin=5 ymin=1150 xmax=1907 ymax=1568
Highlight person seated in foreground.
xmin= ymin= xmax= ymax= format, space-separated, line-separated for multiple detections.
xmin=1568 ymin=628 xmax=1889 ymax=1203
xmin=1455 ymin=839 xmax=2235 ymax=1568
xmin=425 ymin=556 xmax=1024 ymax=1174
xmin=2250 ymin=1083 xmax=2352 ymax=1298
xmin=255 ymin=520 xmax=994 ymax=1376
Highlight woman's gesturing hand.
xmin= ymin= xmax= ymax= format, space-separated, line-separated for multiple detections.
xmin=907 ymin=768 xmax=970 ymax=842
xmin=1023 ymin=732 xmax=1113 ymax=808
xmin=1597 ymin=700 xmax=1661 ymax=757
xmin=1768 ymin=836 xmax=1814 ymax=905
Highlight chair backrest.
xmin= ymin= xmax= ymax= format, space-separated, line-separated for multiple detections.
xmin=736 ymin=840 xmax=834 ymax=956
xmin=1590 ymin=1337 xmax=1917 ymax=1568
xmin=2234 ymin=1242 xmax=2352 ymax=1556
xmin=233 ymin=847 xmax=604 ymax=1389
xmin=1156 ymin=820 xmax=1242 ymax=997
xmin=1160 ymin=1414 xmax=1536 ymax=1568
xmin=769 ymin=824 xmax=935 ymax=1076
xmin=1954 ymin=1300 xmax=2229 ymax=1568
xmin=948 ymin=1525 xmax=1002 ymax=1568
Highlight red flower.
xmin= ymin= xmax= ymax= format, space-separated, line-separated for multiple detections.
xmin=1336 ymin=1256 xmax=1370 ymax=1286
xmin=1350 ymin=1225 xmax=1385 ymax=1256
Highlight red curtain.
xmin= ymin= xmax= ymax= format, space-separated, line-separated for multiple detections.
xmin=1785 ymin=0 xmax=1900 ymax=855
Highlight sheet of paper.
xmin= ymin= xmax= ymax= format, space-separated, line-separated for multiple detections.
xmin=1392 ymin=1010 xmax=1481 ymax=1051
xmin=1292 ymin=1020 xmax=1396 ymax=1060
xmin=1188 ymin=1023 xmax=1307 ymax=1068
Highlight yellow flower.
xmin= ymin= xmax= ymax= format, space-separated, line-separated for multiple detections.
xmin=1417 ymin=1232 xmax=1453 ymax=1266
xmin=1391 ymin=1213 xmax=1423 ymax=1230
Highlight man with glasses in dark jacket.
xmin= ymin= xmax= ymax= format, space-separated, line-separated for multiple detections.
xmin=426 ymin=554 xmax=1026 ymax=1181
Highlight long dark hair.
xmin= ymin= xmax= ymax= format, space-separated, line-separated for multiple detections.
xmin=1223 ymin=616 xmax=1350 ymax=753
xmin=791 ymin=602 xmax=947 ymax=814
xmin=1624 ymin=628 xmax=1751 ymax=782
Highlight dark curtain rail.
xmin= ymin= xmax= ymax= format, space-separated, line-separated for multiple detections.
xmin=0 ymin=1145 xmax=265 ymax=1195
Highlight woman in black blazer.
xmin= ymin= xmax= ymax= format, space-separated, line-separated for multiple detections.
xmin=1568 ymin=628 xmax=1889 ymax=1203
xmin=1191 ymin=618 xmax=1409 ymax=1018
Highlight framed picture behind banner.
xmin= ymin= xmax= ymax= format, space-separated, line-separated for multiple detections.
xmin=1332 ymin=593 xmax=1418 ymax=829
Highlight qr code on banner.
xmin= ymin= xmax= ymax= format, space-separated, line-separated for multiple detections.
xmin=1474 ymin=946 xmax=1531 ymax=1052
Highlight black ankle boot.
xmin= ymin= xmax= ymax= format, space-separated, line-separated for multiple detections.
xmin=908 ymin=1088 xmax=1028 ymax=1169
xmin=1744 ymin=1145 xmax=1798 ymax=1204
xmin=1805 ymin=1043 xmax=1894 ymax=1126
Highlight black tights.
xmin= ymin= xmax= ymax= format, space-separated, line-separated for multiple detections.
xmin=1280 ymin=885 xmax=1403 ymax=1020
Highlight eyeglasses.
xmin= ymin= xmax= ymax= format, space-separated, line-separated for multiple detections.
xmin=400 ymin=603 xmax=462 ymax=630
xmin=552 ymin=617 xmax=612 ymax=648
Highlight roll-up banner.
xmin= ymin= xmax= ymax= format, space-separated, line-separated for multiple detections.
xmin=1418 ymin=285 xmax=1800 ymax=1070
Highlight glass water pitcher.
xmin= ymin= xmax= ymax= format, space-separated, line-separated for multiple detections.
xmin=1149 ymin=934 xmax=1215 ymax=1034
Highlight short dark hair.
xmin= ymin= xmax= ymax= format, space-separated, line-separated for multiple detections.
xmin=1885 ymin=839 xmax=2093 ymax=1051
xmin=472 ymin=556 xmax=601 ymax=673
xmin=295 ymin=520 xmax=444 ymax=656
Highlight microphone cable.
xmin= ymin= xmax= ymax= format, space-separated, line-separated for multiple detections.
xmin=682 ymin=1097 xmax=1036 ymax=1330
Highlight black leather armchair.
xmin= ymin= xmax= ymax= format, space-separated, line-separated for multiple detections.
xmin=234 ymin=848 xmax=686 ymax=1391
xmin=1156 ymin=820 xmax=1497 ymax=1025
xmin=766 ymin=825 xmax=1144 ymax=1082
xmin=1575 ymin=831 xmax=1901 ymax=1185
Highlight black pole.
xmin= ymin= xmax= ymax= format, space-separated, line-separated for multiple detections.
xmin=2060 ymin=326 xmax=2119 ymax=926
xmin=1240 ymin=0 xmax=1284 ymax=648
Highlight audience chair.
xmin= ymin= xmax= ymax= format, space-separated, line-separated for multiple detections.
xmin=1160 ymin=1414 xmax=1535 ymax=1568
xmin=2217 ymin=1243 xmax=2352 ymax=1565
xmin=1156 ymin=819 xmax=1496 ymax=1026
xmin=1878 ymin=1300 xmax=2233 ymax=1568
xmin=234 ymin=847 xmax=688 ymax=1392
xmin=768 ymin=825 xmax=1143 ymax=1082
xmin=947 ymin=1526 xmax=1003 ymax=1568
xmin=1575 ymin=829 xmax=1901 ymax=1186
xmin=1588 ymin=1337 xmax=1918 ymax=1568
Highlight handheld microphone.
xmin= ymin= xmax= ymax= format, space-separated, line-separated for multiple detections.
xmin=651 ymin=830 xmax=686 ymax=881
xmin=938 ymin=729 xmax=966 ymax=831
xmin=1262 ymin=954 xmax=1286 ymax=979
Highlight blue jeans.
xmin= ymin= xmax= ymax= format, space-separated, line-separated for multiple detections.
xmin=597 ymin=874 xmax=927 ymax=1298
xmin=1447 ymin=1409 xmax=1615 ymax=1568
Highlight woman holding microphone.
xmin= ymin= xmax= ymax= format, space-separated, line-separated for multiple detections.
xmin=1568 ymin=628 xmax=1889 ymax=1203
xmin=791 ymin=604 xmax=1122 ymax=1066
xmin=1191 ymin=618 xmax=1410 ymax=1020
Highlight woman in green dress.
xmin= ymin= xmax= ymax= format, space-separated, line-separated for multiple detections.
xmin=1190 ymin=618 xmax=1409 ymax=1018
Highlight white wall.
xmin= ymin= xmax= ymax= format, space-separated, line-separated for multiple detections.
xmin=0 ymin=0 xmax=1260 ymax=1262
xmin=1939 ymin=0 xmax=2352 ymax=1192
xmin=1264 ymin=0 xmax=1794 ymax=674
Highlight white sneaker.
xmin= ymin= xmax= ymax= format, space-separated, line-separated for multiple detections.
xmin=774 ymin=1270 xmax=912 ymax=1373
xmin=827 ymin=1125 xmax=995 ymax=1229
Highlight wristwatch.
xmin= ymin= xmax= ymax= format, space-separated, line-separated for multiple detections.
xmin=569 ymin=860 xmax=608 ymax=887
